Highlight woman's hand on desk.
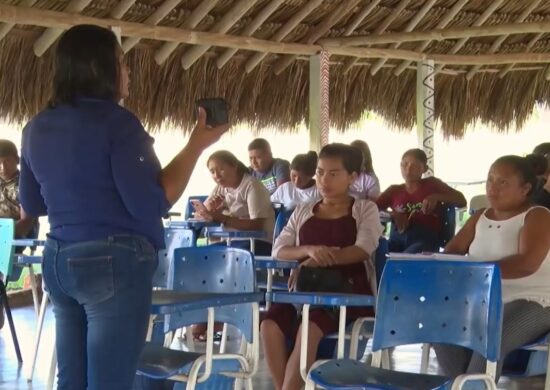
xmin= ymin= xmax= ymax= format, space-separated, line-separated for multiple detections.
xmin=305 ymin=246 xmax=339 ymax=267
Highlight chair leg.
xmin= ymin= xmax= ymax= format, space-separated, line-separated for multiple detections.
xmin=0 ymin=279 xmax=22 ymax=363
xmin=46 ymin=346 xmax=57 ymax=390
xmin=420 ymin=343 xmax=431 ymax=374
xmin=26 ymin=290 xmax=49 ymax=381
xmin=545 ymin=344 xmax=550 ymax=390
xmin=28 ymin=265 xmax=39 ymax=316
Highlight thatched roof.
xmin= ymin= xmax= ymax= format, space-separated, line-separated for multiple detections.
xmin=1 ymin=0 xmax=550 ymax=136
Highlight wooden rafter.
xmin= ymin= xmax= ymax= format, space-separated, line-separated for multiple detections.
xmin=394 ymin=0 xmax=469 ymax=76
xmin=121 ymin=0 xmax=182 ymax=53
xmin=180 ymin=0 xmax=258 ymax=70
xmin=271 ymin=0 xmax=362 ymax=75
xmin=498 ymin=32 xmax=543 ymax=78
xmin=436 ymin=0 xmax=504 ymax=73
xmin=110 ymin=0 xmax=137 ymax=19
xmin=244 ymin=0 xmax=322 ymax=74
xmin=155 ymin=0 xmax=220 ymax=65
xmin=465 ymin=0 xmax=541 ymax=80
xmin=1 ymin=4 xmax=550 ymax=66
xmin=370 ymin=0 xmax=436 ymax=76
xmin=216 ymin=0 xmax=284 ymax=69
xmin=342 ymin=0 xmax=411 ymax=73
xmin=0 ymin=0 xmax=38 ymax=41
xmin=34 ymin=0 xmax=94 ymax=57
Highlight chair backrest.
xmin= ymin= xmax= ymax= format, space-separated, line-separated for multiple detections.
xmin=373 ymin=260 xmax=502 ymax=362
xmin=184 ymin=195 xmax=209 ymax=219
xmin=273 ymin=208 xmax=293 ymax=241
xmin=166 ymin=246 xmax=256 ymax=342
xmin=153 ymin=227 xmax=196 ymax=288
xmin=0 ymin=218 xmax=14 ymax=279
xmin=470 ymin=194 xmax=489 ymax=215
xmin=439 ymin=204 xmax=457 ymax=248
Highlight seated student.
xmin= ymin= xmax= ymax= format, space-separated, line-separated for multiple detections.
xmin=0 ymin=140 xmax=37 ymax=330
xmin=270 ymin=151 xmax=321 ymax=209
xmin=435 ymin=155 xmax=550 ymax=382
xmin=260 ymin=143 xmax=382 ymax=390
xmin=349 ymin=140 xmax=381 ymax=200
xmin=248 ymin=138 xmax=290 ymax=194
xmin=527 ymin=150 xmax=550 ymax=209
xmin=377 ymin=148 xmax=466 ymax=253
xmin=195 ymin=150 xmax=275 ymax=256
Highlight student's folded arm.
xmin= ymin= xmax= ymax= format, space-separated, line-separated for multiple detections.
xmin=444 ymin=210 xmax=483 ymax=255
xmin=432 ymin=178 xmax=467 ymax=207
xmin=272 ymin=209 xmax=309 ymax=261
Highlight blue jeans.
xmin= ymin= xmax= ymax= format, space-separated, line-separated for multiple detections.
xmin=42 ymin=235 xmax=158 ymax=390
xmin=389 ymin=224 xmax=440 ymax=253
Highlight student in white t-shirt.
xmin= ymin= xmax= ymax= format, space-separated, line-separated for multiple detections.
xmin=196 ymin=150 xmax=275 ymax=255
xmin=270 ymin=151 xmax=321 ymax=209
xmin=349 ymin=140 xmax=381 ymax=200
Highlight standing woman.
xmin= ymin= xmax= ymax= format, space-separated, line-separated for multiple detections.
xmin=19 ymin=25 xmax=228 ymax=390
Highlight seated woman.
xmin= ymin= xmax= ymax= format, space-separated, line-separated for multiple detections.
xmin=377 ymin=148 xmax=466 ymax=253
xmin=349 ymin=140 xmax=381 ymax=200
xmin=270 ymin=151 xmax=321 ymax=209
xmin=434 ymin=155 xmax=550 ymax=381
xmin=261 ymin=143 xmax=382 ymax=390
xmin=195 ymin=150 xmax=275 ymax=256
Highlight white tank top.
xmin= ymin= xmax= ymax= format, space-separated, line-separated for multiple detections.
xmin=469 ymin=207 xmax=550 ymax=306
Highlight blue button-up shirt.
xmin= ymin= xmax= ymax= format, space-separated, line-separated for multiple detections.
xmin=20 ymin=97 xmax=170 ymax=249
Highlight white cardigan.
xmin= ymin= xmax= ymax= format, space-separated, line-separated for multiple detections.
xmin=272 ymin=199 xmax=383 ymax=292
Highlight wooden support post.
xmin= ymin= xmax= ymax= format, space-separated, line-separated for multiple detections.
xmin=416 ymin=60 xmax=435 ymax=176
xmin=309 ymin=51 xmax=330 ymax=152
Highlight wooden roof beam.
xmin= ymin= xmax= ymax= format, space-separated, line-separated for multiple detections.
xmin=394 ymin=0 xmax=469 ymax=76
xmin=342 ymin=0 xmax=411 ymax=73
xmin=122 ymin=0 xmax=182 ymax=53
xmin=272 ymin=0 xmax=362 ymax=75
xmin=498 ymin=32 xmax=543 ymax=78
xmin=370 ymin=0 xmax=437 ymax=76
xmin=110 ymin=0 xmax=137 ymax=19
xmin=155 ymin=0 xmax=220 ymax=65
xmin=180 ymin=0 xmax=258 ymax=70
xmin=465 ymin=0 xmax=541 ymax=80
xmin=436 ymin=0 xmax=504 ymax=73
xmin=0 ymin=0 xmax=38 ymax=41
xmin=244 ymin=0 xmax=322 ymax=73
xmin=217 ymin=0 xmax=284 ymax=69
xmin=34 ymin=0 xmax=96 ymax=57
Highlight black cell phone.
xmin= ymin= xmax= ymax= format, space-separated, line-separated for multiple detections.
xmin=195 ymin=98 xmax=229 ymax=127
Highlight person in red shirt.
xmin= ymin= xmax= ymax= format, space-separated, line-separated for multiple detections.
xmin=377 ymin=148 xmax=466 ymax=253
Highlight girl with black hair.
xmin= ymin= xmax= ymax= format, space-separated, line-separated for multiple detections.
xmin=19 ymin=25 xmax=228 ymax=390
xmin=349 ymin=140 xmax=381 ymax=200
xmin=270 ymin=151 xmax=321 ymax=209
xmin=377 ymin=148 xmax=466 ymax=253
xmin=436 ymin=155 xmax=550 ymax=382
xmin=261 ymin=143 xmax=382 ymax=390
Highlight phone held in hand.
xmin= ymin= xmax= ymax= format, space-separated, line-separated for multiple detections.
xmin=195 ymin=98 xmax=229 ymax=127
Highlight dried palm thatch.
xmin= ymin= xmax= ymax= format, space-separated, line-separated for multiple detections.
xmin=0 ymin=0 xmax=550 ymax=137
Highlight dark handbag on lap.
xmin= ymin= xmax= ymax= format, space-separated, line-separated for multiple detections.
xmin=296 ymin=267 xmax=354 ymax=293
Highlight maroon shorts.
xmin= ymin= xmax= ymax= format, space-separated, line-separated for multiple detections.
xmin=262 ymin=303 xmax=340 ymax=341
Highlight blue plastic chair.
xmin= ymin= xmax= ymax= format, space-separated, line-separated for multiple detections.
xmin=153 ymin=227 xmax=196 ymax=288
xmin=0 ymin=218 xmax=22 ymax=362
xmin=184 ymin=195 xmax=208 ymax=220
xmin=306 ymin=260 xmax=503 ymax=390
xmin=138 ymin=246 xmax=260 ymax=388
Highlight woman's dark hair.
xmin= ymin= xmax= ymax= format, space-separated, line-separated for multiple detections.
xmin=350 ymin=140 xmax=374 ymax=174
xmin=291 ymin=151 xmax=318 ymax=177
xmin=533 ymin=143 xmax=550 ymax=157
xmin=525 ymin=153 xmax=548 ymax=176
xmin=319 ymin=143 xmax=362 ymax=175
xmin=50 ymin=25 xmax=120 ymax=107
xmin=402 ymin=148 xmax=428 ymax=165
xmin=207 ymin=150 xmax=249 ymax=176
xmin=492 ymin=155 xmax=538 ymax=196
